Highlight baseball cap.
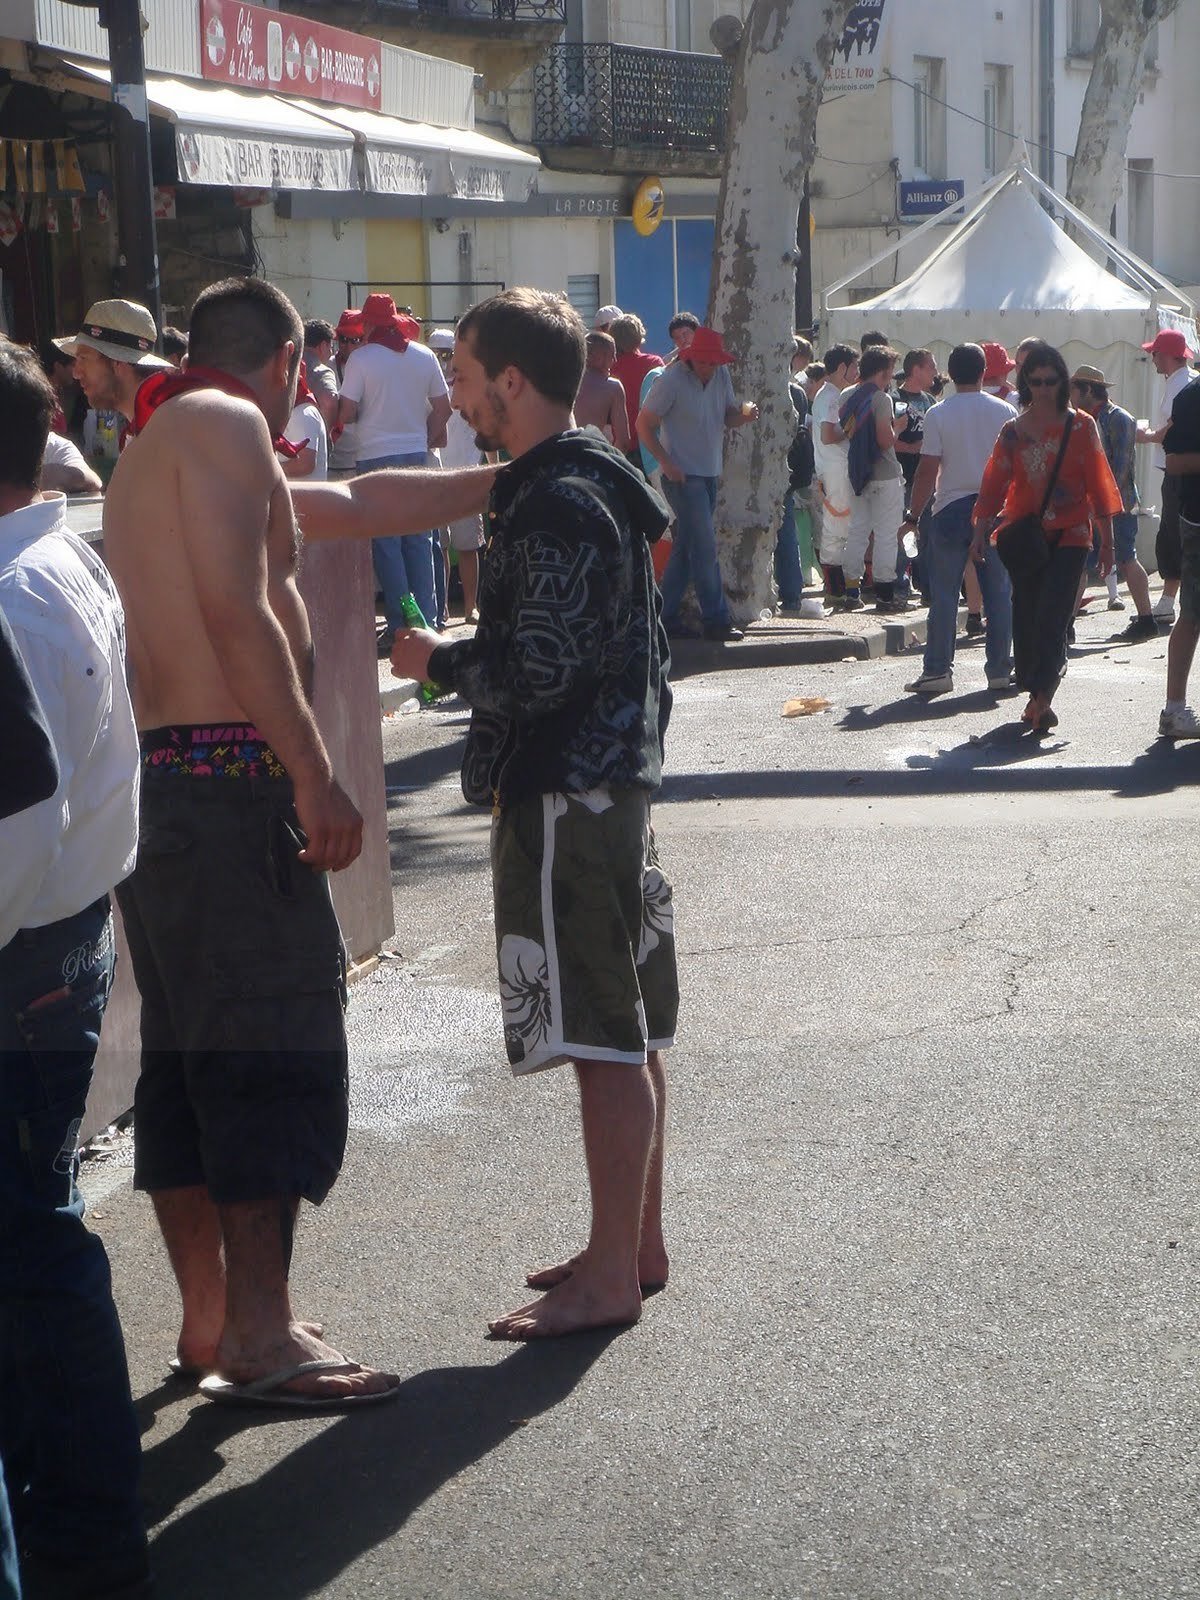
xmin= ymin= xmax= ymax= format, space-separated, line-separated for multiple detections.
xmin=1143 ymin=329 xmax=1192 ymax=359
xmin=594 ymin=305 xmax=622 ymax=328
xmin=427 ymin=328 xmax=455 ymax=351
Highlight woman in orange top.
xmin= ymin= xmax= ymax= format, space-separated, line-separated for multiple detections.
xmin=972 ymin=341 xmax=1121 ymax=732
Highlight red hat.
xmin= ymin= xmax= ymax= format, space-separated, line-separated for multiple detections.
xmin=680 ymin=327 xmax=735 ymax=366
xmin=361 ymin=292 xmax=398 ymax=327
xmin=1143 ymin=328 xmax=1192 ymax=359
xmin=336 ymin=308 xmax=365 ymax=337
xmin=396 ymin=313 xmax=421 ymax=343
xmin=981 ymin=341 xmax=1015 ymax=382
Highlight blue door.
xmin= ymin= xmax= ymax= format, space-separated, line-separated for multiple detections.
xmin=614 ymin=220 xmax=675 ymax=354
xmin=674 ymin=219 xmax=715 ymax=324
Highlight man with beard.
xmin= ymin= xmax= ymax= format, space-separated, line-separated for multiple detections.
xmin=393 ymin=289 xmax=679 ymax=1341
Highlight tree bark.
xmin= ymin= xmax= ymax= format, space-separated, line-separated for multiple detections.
xmin=709 ymin=0 xmax=857 ymax=622
xmin=1065 ymin=0 xmax=1178 ymax=245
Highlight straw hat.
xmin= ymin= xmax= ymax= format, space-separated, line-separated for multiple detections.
xmin=1070 ymin=363 xmax=1108 ymax=386
xmin=55 ymin=299 xmax=171 ymax=369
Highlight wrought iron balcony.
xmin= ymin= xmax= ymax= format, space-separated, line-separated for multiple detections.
xmin=533 ymin=43 xmax=733 ymax=155
xmin=378 ymin=0 xmax=566 ymax=21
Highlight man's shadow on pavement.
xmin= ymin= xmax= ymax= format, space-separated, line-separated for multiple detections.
xmin=137 ymin=1335 xmax=619 ymax=1599
xmin=838 ymin=687 xmax=1004 ymax=731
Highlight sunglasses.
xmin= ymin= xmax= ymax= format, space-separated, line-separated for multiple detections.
xmin=1070 ymin=380 xmax=1103 ymax=394
xmin=1026 ymin=375 xmax=1061 ymax=388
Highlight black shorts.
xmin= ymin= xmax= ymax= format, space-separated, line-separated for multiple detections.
xmin=116 ymin=760 xmax=349 ymax=1206
xmin=1156 ymin=473 xmax=1182 ymax=580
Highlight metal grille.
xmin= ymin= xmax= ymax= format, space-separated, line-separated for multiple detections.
xmin=533 ymin=43 xmax=732 ymax=153
xmin=380 ymin=0 xmax=567 ymax=19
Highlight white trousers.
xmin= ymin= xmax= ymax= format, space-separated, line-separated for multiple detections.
xmin=816 ymin=459 xmax=853 ymax=566
xmin=845 ymin=475 xmax=905 ymax=585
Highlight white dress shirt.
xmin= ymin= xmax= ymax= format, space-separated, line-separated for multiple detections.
xmin=0 ymin=492 xmax=139 ymax=947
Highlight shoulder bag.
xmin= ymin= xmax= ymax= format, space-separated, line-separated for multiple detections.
xmin=995 ymin=411 xmax=1075 ymax=581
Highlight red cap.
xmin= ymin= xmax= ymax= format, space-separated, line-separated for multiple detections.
xmin=680 ymin=326 xmax=735 ymax=366
xmin=981 ymin=341 xmax=1015 ymax=382
xmin=361 ymin=292 xmax=398 ymax=327
xmin=1143 ymin=328 xmax=1192 ymax=359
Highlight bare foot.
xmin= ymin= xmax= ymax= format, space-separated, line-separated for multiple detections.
xmin=489 ymin=1268 xmax=642 ymax=1341
xmin=177 ymin=1318 xmax=324 ymax=1374
xmin=525 ymin=1246 xmax=669 ymax=1295
xmin=215 ymin=1324 xmax=399 ymax=1401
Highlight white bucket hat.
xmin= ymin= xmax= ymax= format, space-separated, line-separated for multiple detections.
xmin=55 ymin=298 xmax=172 ymax=369
xmin=426 ymin=328 xmax=455 ymax=351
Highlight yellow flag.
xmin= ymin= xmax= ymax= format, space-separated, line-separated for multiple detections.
xmin=63 ymin=143 xmax=85 ymax=193
xmin=52 ymin=139 xmax=67 ymax=189
xmin=30 ymin=141 xmax=45 ymax=194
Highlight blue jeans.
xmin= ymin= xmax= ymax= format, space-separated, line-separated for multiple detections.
xmin=774 ymin=488 xmax=803 ymax=607
xmin=0 ymin=898 xmax=144 ymax=1573
xmin=0 ymin=1463 xmax=18 ymax=1600
xmin=923 ymin=493 xmax=1013 ymax=681
xmin=660 ymin=475 xmax=730 ymax=628
xmin=359 ymin=453 xmax=438 ymax=632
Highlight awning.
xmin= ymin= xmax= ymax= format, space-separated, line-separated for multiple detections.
xmin=62 ymin=60 xmax=356 ymax=192
xmin=284 ymin=99 xmax=539 ymax=203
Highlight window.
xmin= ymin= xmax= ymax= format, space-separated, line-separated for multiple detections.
xmin=674 ymin=0 xmax=692 ymax=52
xmin=912 ymin=56 xmax=946 ymax=179
xmin=1128 ymin=159 xmax=1154 ymax=262
xmin=1068 ymin=0 xmax=1100 ymax=56
xmin=566 ymin=273 xmax=600 ymax=326
xmin=983 ymin=64 xmax=1012 ymax=176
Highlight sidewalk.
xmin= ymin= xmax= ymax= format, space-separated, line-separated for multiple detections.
xmin=377 ymin=601 xmax=937 ymax=712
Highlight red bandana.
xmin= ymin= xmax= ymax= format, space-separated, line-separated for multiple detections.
xmin=130 ymin=365 xmax=306 ymax=458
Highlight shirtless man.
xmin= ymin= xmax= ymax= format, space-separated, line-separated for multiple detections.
xmin=103 ymin=278 xmax=404 ymax=1408
xmin=573 ymin=332 xmax=632 ymax=451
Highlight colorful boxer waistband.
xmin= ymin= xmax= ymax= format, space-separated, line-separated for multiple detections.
xmin=140 ymin=724 xmax=288 ymax=779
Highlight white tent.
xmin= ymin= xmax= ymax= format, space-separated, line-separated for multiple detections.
xmin=823 ymin=154 xmax=1197 ymax=439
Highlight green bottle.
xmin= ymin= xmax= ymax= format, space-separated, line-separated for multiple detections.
xmin=398 ymin=592 xmax=444 ymax=705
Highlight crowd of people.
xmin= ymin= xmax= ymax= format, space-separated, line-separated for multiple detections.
xmin=794 ymin=323 xmax=1200 ymax=736
xmin=3 ymin=265 xmax=1200 ymax=1599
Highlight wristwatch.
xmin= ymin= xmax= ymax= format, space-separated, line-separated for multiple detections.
xmin=902 ymin=513 xmax=919 ymax=525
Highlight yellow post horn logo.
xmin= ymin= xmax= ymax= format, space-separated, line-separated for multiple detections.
xmin=632 ymin=176 xmax=666 ymax=237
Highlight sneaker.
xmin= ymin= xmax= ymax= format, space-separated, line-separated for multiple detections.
xmin=904 ymin=671 xmax=953 ymax=695
xmin=964 ymin=613 xmax=984 ymax=637
xmin=842 ymin=589 xmax=864 ymax=612
xmin=1159 ymin=705 xmax=1200 ymax=739
xmin=987 ymin=672 xmax=1017 ymax=691
xmin=702 ymin=621 xmax=744 ymax=642
xmin=1152 ymin=596 xmax=1177 ymax=625
xmin=1107 ymin=597 xmax=1127 ymax=611
xmin=875 ymin=597 xmax=910 ymax=615
xmin=1111 ymin=614 xmax=1159 ymax=643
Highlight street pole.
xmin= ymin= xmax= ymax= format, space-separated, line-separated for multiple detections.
xmin=100 ymin=0 xmax=162 ymax=330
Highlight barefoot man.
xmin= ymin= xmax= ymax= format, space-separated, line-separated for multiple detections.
xmin=101 ymin=277 xmax=422 ymax=1408
xmin=393 ymin=288 xmax=679 ymax=1340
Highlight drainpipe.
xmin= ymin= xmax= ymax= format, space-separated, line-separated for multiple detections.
xmin=1039 ymin=0 xmax=1055 ymax=190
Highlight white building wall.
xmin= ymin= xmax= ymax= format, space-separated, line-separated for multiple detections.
xmin=252 ymin=210 xmax=368 ymax=325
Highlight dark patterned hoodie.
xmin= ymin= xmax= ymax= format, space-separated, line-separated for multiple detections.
xmin=427 ymin=429 xmax=672 ymax=808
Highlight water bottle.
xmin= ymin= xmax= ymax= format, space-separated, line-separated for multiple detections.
xmin=398 ymin=592 xmax=446 ymax=705
xmin=902 ymin=529 xmax=919 ymax=560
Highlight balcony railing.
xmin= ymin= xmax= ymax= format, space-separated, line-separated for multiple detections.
xmin=380 ymin=0 xmax=566 ymax=21
xmin=533 ymin=43 xmax=733 ymax=153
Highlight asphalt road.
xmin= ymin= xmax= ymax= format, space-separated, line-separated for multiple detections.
xmin=86 ymin=600 xmax=1200 ymax=1599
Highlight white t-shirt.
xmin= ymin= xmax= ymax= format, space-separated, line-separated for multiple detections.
xmin=0 ymin=494 xmax=138 ymax=945
xmin=1156 ymin=365 xmax=1192 ymax=471
xmin=339 ymin=340 xmax=449 ymax=462
xmin=812 ymin=381 xmax=850 ymax=484
xmin=920 ymin=390 xmax=1018 ymax=514
xmin=43 ymin=432 xmax=91 ymax=475
xmin=439 ymin=407 xmax=481 ymax=472
xmin=282 ymin=401 xmax=328 ymax=480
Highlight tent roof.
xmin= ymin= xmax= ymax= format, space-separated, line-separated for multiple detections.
xmin=853 ymin=175 xmax=1148 ymax=315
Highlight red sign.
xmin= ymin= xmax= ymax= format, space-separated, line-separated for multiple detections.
xmin=200 ymin=0 xmax=382 ymax=111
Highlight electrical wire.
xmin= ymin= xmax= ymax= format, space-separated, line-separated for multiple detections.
xmin=883 ymin=68 xmax=1200 ymax=180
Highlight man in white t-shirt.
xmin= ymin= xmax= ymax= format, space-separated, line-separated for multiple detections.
xmin=337 ymin=294 xmax=451 ymax=641
xmin=428 ymin=328 xmax=485 ymax=621
xmin=811 ymin=343 xmax=859 ymax=605
xmin=279 ymin=390 xmax=329 ymax=482
xmin=902 ymin=342 xmax=1016 ymax=696
xmin=41 ymin=430 xmax=102 ymax=495
xmin=1137 ymin=329 xmax=1195 ymax=626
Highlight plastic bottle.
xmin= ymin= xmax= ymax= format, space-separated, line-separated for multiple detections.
xmin=398 ymin=592 xmax=445 ymax=706
xmin=902 ymin=529 xmax=919 ymax=560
